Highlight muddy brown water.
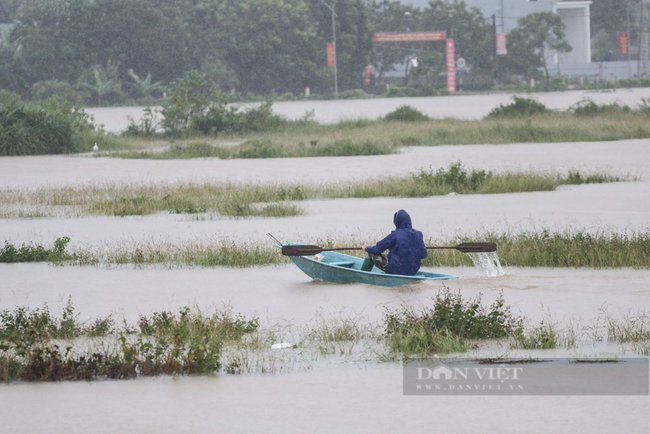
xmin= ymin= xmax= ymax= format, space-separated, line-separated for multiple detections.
xmin=2 ymin=93 xmax=650 ymax=433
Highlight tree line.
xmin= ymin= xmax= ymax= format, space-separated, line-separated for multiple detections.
xmin=0 ymin=0 xmax=643 ymax=104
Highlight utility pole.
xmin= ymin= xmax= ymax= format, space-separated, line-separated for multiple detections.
xmin=320 ymin=1 xmax=338 ymax=97
xmin=493 ymin=14 xmax=499 ymax=84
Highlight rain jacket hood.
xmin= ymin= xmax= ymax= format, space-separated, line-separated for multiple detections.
xmin=393 ymin=210 xmax=412 ymax=230
xmin=366 ymin=209 xmax=427 ymax=276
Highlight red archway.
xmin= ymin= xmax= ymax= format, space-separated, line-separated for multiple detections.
xmin=373 ymin=31 xmax=456 ymax=93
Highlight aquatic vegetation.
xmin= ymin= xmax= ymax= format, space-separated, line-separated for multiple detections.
xmin=3 ymin=299 xmax=649 ymax=382
xmin=114 ymin=138 xmax=397 ymax=160
xmin=486 ymin=96 xmax=551 ymax=118
xmin=306 ymin=309 xmax=380 ymax=356
xmin=383 ymin=290 xmax=523 ymax=356
xmin=108 ymin=105 xmax=650 ymax=159
xmin=512 ymin=321 xmax=559 ymax=349
xmin=3 ymin=228 xmax=649 ymax=269
xmin=0 ymin=303 xmax=259 ymax=382
xmin=0 ymin=163 xmax=628 ymax=219
xmin=383 ymin=105 xmax=429 ymax=122
xmin=481 ymin=230 xmax=650 ymax=268
xmin=0 ymin=237 xmax=74 ymax=264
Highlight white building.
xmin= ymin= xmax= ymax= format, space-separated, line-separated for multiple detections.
xmin=404 ymin=0 xmax=642 ymax=79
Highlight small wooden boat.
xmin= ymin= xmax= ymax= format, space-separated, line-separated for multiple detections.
xmin=285 ymin=247 xmax=458 ymax=287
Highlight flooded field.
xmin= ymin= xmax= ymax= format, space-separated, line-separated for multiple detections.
xmin=2 ymin=92 xmax=650 ymax=433
xmin=86 ymin=87 xmax=650 ymax=133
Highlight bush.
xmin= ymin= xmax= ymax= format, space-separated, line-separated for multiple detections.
xmin=570 ymin=97 xmax=631 ymax=116
xmin=0 ymin=237 xmax=74 ymax=264
xmin=338 ymin=89 xmax=367 ymax=100
xmin=486 ymin=96 xmax=550 ymax=118
xmin=384 ymin=290 xmax=522 ymax=355
xmin=160 ymin=71 xmax=284 ymax=136
xmin=0 ymin=93 xmax=97 ymax=156
xmin=386 ymin=85 xmax=422 ymax=98
xmin=384 ymin=105 xmax=429 ymax=122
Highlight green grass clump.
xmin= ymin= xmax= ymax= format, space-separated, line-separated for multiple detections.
xmin=486 ymin=96 xmax=550 ymax=118
xmin=512 ymin=321 xmax=559 ymax=349
xmin=322 ymin=162 xmax=624 ymax=198
xmin=115 ymin=138 xmax=396 ymax=160
xmin=384 ymin=105 xmax=429 ymax=122
xmin=0 ymin=302 xmax=259 ymax=382
xmin=0 ymin=93 xmax=105 ymax=156
xmin=21 ymin=164 xmax=619 ymax=218
xmin=0 ymin=237 xmax=75 ymax=264
xmin=483 ymin=230 xmax=650 ymax=268
xmin=383 ymin=290 xmax=522 ymax=356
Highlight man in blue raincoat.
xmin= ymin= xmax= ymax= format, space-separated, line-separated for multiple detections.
xmin=362 ymin=209 xmax=427 ymax=275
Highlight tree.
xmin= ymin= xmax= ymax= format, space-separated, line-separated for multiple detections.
xmin=501 ymin=12 xmax=572 ymax=90
xmin=365 ymin=1 xmax=422 ymax=83
xmin=78 ymin=60 xmax=123 ymax=106
xmin=212 ymin=0 xmax=323 ymax=95
xmin=420 ymin=1 xmax=494 ymax=76
xmin=128 ymin=69 xmax=166 ymax=102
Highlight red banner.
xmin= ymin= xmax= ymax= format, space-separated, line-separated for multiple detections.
xmin=374 ymin=31 xmax=446 ymax=42
xmin=326 ymin=42 xmax=335 ymax=66
xmin=619 ymin=32 xmax=629 ymax=54
xmin=446 ymin=39 xmax=456 ymax=94
xmin=496 ymin=33 xmax=507 ymax=55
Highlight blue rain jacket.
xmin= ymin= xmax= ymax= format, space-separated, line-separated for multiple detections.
xmin=366 ymin=210 xmax=427 ymax=276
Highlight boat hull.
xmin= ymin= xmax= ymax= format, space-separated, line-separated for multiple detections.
xmin=286 ymin=248 xmax=457 ymax=287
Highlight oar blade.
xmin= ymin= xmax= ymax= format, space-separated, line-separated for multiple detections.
xmin=455 ymin=242 xmax=497 ymax=253
xmin=281 ymin=245 xmax=324 ymax=256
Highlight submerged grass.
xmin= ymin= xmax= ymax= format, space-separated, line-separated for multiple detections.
xmin=0 ymin=163 xmax=629 ymax=219
xmin=3 ymin=298 xmax=650 ymax=382
xmin=107 ymin=110 xmax=650 ymax=160
xmin=383 ymin=290 xmax=523 ymax=357
xmin=3 ymin=229 xmax=649 ymax=269
xmin=478 ymin=230 xmax=650 ymax=268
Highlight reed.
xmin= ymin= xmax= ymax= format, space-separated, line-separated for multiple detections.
xmin=0 ymin=164 xmax=627 ymax=218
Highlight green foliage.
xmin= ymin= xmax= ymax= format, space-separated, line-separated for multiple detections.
xmin=409 ymin=162 xmax=491 ymax=193
xmin=0 ymin=302 xmax=259 ymax=381
xmin=386 ymin=85 xmax=423 ymax=98
xmin=78 ymin=60 xmax=124 ymax=106
xmin=123 ymin=107 xmax=160 ymax=137
xmin=501 ymin=12 xmax=572 ymax=85
xmin=0 ymin=237 xmax=74 ymax=263
xmin=127 ymin=69 xmax=166 ymax=102
xmin=570 ymin=98 xmax=631 ymax=116
xmin=486 ymin=96 xmax=550 ymax=118
xmin=0 ymin=92 xmax=98 ymax=155
xmin=513 ymin=321 xmax=558 ymax=349
xmin=384 ymin=105 xmax=429 ymax=122
xmin=0 ymin=297 xmax=84 ymax=345
xmin=384 ymin=290 xmax=522 ymax=355
xmin=30 ymin=80 xmax=87 ymax=104
xmin=337 ymin=89 xmax=367 ymax=100
xmin=160 ymin=71 xmax=284 ymax=137
xmin=482 ymin=230 xmax=650 ymax=268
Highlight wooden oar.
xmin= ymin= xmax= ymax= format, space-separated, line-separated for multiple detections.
xmin=281 ymin=242 xmax=496 ymax=256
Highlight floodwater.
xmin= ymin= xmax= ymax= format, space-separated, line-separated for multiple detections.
xmin=86 ymin=87 xmax=650 ymax=133
xmin=2 ymin=91 xmax=650 ymax=433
